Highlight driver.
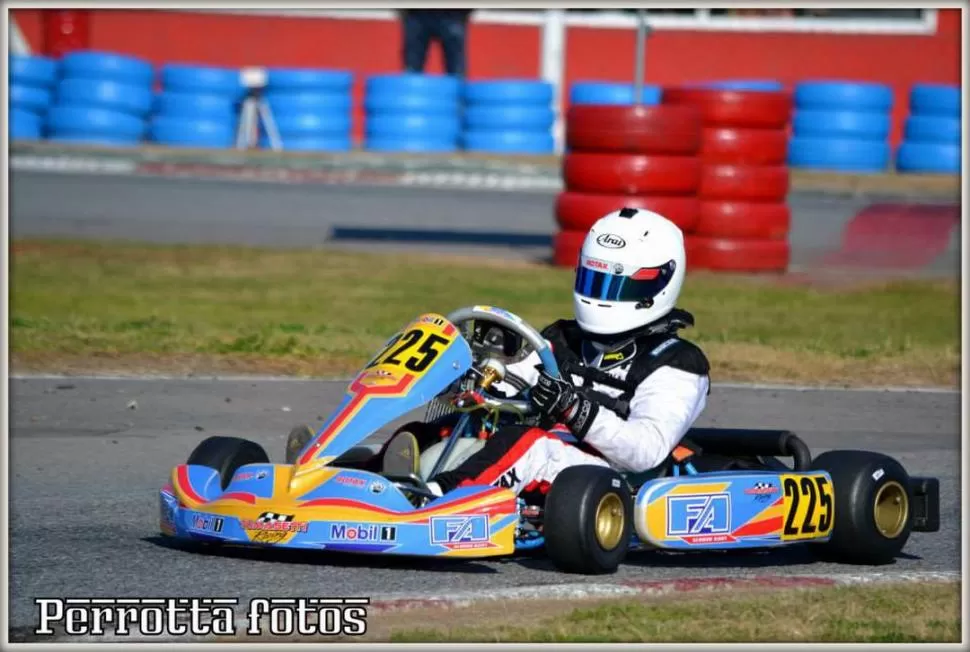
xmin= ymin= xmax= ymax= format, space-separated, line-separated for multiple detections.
xmin=382 ymin=207 xmax=711 ymax=498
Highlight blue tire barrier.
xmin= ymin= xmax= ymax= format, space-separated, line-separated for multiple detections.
xmin=895 ymin=142 xmax=961 ymax=174
xmin=161 ymin=64 xmax=243 ymax=99
xmin=794 ymin=81 xmax=893 ymax=112
xmin=265 ymin=91 xmax=353 ymax=114
xmin=463 ymin=80 xmax=553 ymax=106
xmin=698 ymin=79 xmax=784 ymax=92
xmin=61 ymin=50 xmax=154 ymax=86
xmin=10 ymin=54 xmax=59 ymax=88
xmin=365 ymin=73 xmax=461 ymax=98
xmin=364 ymin=92 xmax=460 ymax=115
xmin=569 ymin=82 xmax=661 ymax=106
xmin=154 ymin=92 xmax=237 ymax=120
xmin=903 ymin=115 xmax=961 ymax=145
xmin=47 ymin=105 xmax=146 ymax=141
xmin=258 ymin=134 xmax=353 ymax=151
xmin=150 ymin=116 xmax=236 ymax=148
xmin=366 ymin=113 xmax=461 ymax=139
xmin=462 ymin=130 xmax=555 ymax=155
xmin=57 ymin=78 xmax=154 ymax=116
xmin=364 ymin=136 xmax=458 ymax=153
xmin=792 ymin=109 xmax=891 ymax=140
xmin=909 ymin=83 xmax=961 ymax=117
xmin=9 ymin=84 xmax=53 ymax=114
xmin=787 ymin=136 xmax=890 ymax=172
xmin=266 ymin=68 xmax=353 ymax=92
xmin=464 ymin=105 xmax=555 ymax=130
xmin=10 ymin=108 xmax=43 ymax=139
xmin=273 ymin=112 xmax=352 ymax=137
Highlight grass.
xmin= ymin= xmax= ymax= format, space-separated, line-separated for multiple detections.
xmin=376 ymin=582 xmax=961 ymax=643
xmin=8 ymin=239 xmax=961 ymax=386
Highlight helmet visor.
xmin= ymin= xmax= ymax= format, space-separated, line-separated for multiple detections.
xmin=575 ymin=260 xmax=677 ymax=303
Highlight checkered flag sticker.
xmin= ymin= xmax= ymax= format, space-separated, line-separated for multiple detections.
xmin=257 ymin=512 xmax=295 ymax=523
xmin=752 ymin=482 xmax=773 ymax=490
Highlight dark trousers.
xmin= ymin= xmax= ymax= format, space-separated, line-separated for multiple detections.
xmin=402 ymin=11 xmax=469 ymax=77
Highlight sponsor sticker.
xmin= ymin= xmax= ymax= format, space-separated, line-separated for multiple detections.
xmin=429 ymin=515 xmax=492 ymax=550
xmin=596 ymin=233 xmax=626 ymax=249
xmin=666 ymin=493 xmax=731 ymax=539
xmin=242 ymin=512 xmax=309 ymax=533
xmin=329 ymin=523 xmax=397 ymax=543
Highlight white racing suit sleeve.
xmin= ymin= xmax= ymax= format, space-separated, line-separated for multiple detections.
xmin=581 ymin=365 xmax=710 ymax=473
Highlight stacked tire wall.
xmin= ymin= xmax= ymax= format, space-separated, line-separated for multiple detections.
xmin=10 ymin=54 xmax=59 ymax=140
xmin=554 ymin=104 xmax=703 ymax=267
xmin=47 ymin=50 xmax=154 ymax=146
xmin=150 ymin=63 xmax=243 ymax=149
xmin=896 ymin=84 xmax=961 ymax=174
xmin=262 ymin=68 xmax=353 ymax=152
xmin=787 ymin=81 xmax=893 ymax=173
xmin=663 ymin=87 xmax=793 ymax=273
xmin=569 ymin=81 xmax=662 ymax=106
xmin=364 ymin=74 xmax=461 ymax=153
xmin=463 ymin=80 xmax=556 ymax=155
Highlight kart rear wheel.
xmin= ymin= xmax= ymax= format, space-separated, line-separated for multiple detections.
xmin=810 ymin=450 xmax=914 ymax=565
xmin=187 ymin=436 xmax=270 ymax=490
xmin=543 ymin=465 xmax=633 ymax=575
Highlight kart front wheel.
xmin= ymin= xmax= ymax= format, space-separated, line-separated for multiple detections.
xmin=810 ymin=450 xmax=914 ymax=565
xmin=187 ymin=436 xmax=270 ymax=490
xmin=543 ymin=465 xmax=633 ymax=575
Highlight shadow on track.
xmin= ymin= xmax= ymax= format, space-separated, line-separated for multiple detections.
xmin=144 ymin=535 xmax=921 ymax=576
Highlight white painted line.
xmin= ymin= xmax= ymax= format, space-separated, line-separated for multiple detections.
xmin=8 ymin=372 xmax=959 ymax=394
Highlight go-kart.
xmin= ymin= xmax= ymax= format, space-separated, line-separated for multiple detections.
xmin=159 ymin=305 xmax=940 ymax=574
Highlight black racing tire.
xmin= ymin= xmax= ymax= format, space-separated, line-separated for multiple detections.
xmin=543 ymin=465 xmax=633 ymax=575
xmin=187 ymin=436 xmax=270 ymax=490
xmin=810 ymin=450 xmax=914 ymax=565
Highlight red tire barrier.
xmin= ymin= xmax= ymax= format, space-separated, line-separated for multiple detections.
xmin=695 ymin=201 xmax=790 ymax=240
xmin=553 ymin=229 xmax=587 ymax=268
xmin=701 ymin=127 xmax=788 ymax=165
xmin=686 ymin=236 xmax=790 ymax=272
xmin=563 ymin=152 xmax=701 ymax=195
xmin=565 ymin=104 xmax=702 ymax=154
xmin=699 ymin=163 xmax=790 ymax=202
xmin=663 ymin=88 xmax=793 ymax=130
xmin=555 ymin=192 xmax=700 ymax=233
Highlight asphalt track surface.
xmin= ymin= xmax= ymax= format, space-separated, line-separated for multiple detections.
xmin=9 ymin=170 xmax=961 ymax=275
xmin=8 ymin=376 xmax=962 ymax=636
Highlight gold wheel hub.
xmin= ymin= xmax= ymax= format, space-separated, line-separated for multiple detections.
xmin=873 ymin=480 xmax=909 ymax=538
xmin=594 ymin=493 xmax=625 ymax=550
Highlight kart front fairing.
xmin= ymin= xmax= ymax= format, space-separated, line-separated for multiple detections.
xmin=292 ymin=312 xmax=474 ymax=474
xmin=159 ymin=313 xmax=520 ymax=558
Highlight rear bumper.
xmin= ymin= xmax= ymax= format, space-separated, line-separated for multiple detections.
xmin=909 ymin=476 xmax=940 ymax=533
xmin=158 ymin=489 xmax=518 ymax=558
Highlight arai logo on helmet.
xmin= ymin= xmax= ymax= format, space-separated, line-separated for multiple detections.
xmin=596 ymin=233 xmax=626 ymax=249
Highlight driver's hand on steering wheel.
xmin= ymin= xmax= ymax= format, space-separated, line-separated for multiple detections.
xmin=529 ymin=367 xmax=599 ymax=439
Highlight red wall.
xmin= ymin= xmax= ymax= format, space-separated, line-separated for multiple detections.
xmin=12 ymin=9 xmax=962 ymax=145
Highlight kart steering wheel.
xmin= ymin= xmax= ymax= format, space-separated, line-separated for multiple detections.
xmin=445 ymin=305 xmax=561 ymax=416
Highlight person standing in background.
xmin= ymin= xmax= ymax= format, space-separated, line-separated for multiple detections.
xmin=400 ymin=9 xmax=473 ymax=77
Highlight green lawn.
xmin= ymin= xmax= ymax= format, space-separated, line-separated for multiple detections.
xmin=382 ymin=582 xmax=961 ymax=643
xmin=9 ymin=239 xmax=960 ymax=386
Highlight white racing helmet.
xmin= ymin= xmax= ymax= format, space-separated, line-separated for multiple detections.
xmin=573 ymin=207 xmax=687 ymax=337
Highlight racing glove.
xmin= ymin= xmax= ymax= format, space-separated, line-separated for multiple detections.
xmin=529 ymin=367 xmax=599 ymax=439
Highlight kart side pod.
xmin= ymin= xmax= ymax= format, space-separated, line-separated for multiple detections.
xmin=633 ymin=471 xmax=816 ymax=551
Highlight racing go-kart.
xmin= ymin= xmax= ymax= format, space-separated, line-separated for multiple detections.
xmin=160 ymin=306 xmax=940 ymax=574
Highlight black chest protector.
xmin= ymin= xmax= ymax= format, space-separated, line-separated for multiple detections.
xmin=539 ymin=308 xmax=711 ymax=420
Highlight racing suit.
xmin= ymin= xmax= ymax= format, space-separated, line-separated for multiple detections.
xmin=428 ymin=308 xmax=711 ymax=496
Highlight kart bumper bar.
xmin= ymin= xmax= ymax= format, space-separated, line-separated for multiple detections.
xmin=909 ymin=476 xmax=940 ymax=533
